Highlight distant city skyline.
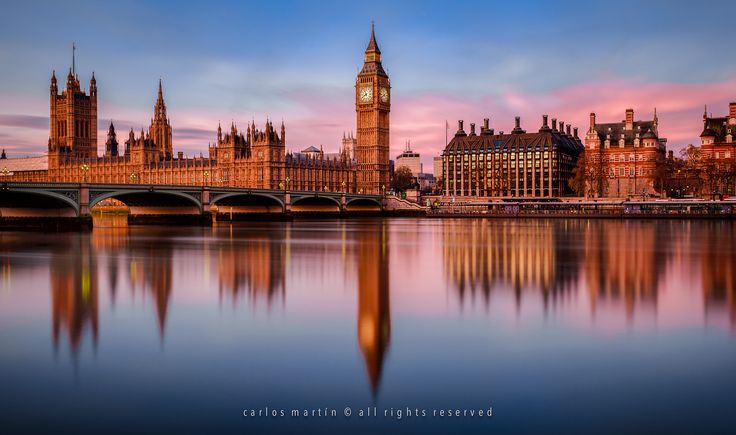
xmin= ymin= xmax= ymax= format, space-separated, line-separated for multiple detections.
xmin=1 ymin=0 xmax=735 ymax=167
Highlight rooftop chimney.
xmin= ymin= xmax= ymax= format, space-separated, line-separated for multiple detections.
xmin=552 ymin=118 xmax=558 ymax=131
xmin=470 ymin=123 xmax=476 ymax=135
xmin=178 ymin=151 xmax=184 ymax=159
xmin=573 ymin=127 xmax=578 ymax=138
xmin=512 ymin=116 xmax=525 ymax=134
xmin=540 ymin=114 xmax=551 ymax=132
xmin=625 ymin=108 xmax=634 ymax=129
xmin=483 ymin=118 xmax=489 ymax=130
xmin=730 ymin=102 xmax=736 ymax=119
xmin=566 ymin=125 xmax=571 ymax=136
xmin=559 ymin=121 xmax=565 ymax=134
xmin=589 ymin=112 xmax=596 ymax=131
xmin=456 ymin=120 xmax=466 ymax=135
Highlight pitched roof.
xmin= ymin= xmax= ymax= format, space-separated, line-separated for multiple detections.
xmin=443 ymin=128 xmax=584 ymax=155
xmin=0 ymin=154 xmax=48 ymax=172
xmin=593 ymin=120 xmax=660 ymax=146
xmin=702 ymin=116 xmax=734 ymax=141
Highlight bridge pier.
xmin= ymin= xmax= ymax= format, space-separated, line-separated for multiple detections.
xmin=284 ymin=192 xmax=291 ymax=214
xmin=79 ymin=183 xmax=90 ymax=217
xmin=201 ymin=187 xmax=210 ymax=213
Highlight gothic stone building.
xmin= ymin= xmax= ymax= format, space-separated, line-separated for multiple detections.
xmin=4 ymin=26 xmax=390 ymax=195
xmin=584 ymin=108 xmax=667 ymax=197
xmin=355 ymin=22 xmax=391 ymax=195
xmin=441 ymin=116 xmax=584 ymax=198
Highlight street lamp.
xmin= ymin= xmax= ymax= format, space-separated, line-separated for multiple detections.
xmin=129 ymin=172 xmax=137 ymax=183
xmin=203 ymin=170 xmax=209 ymax=187
xmin=323 ymin=184 xmax=328 ymax=192
xmin=341 ymin=180 xmax=346 ymax=193
xmin=1 ymin=167 xmax=9 ymax=177
xmin=80 ymin=164 xmax=90 ymax=182
xmin=381 ymin=184 xmax=386 ymax=196
xmin=285 ymin=176 xmax=290 ymax=191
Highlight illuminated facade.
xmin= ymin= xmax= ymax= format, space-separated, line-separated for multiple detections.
xmin=355 ymin=22 xmax=391 ymax=195
xmin=698 ymin=102 xmax=736 ymax=195
xmin=584 ymin=108 xmax=667 ymax=197
xmin=3 ymin=26 xmax=389 ymax=195
xmin=441 ymin=116 xmax=583 ymax=198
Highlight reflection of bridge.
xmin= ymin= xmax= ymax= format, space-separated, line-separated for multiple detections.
xmin=0 ymin=182 xmax=384 ymax=220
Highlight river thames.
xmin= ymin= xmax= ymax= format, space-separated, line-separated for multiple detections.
xmin=1 ymin=217 xmax=735 ymax=434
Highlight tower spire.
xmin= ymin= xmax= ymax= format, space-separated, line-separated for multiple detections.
xmin=157 ymin=78 xmax=164 ymax=104
xmin=366 ymin=20 xmax=380 ymax=55
xmin=72 ymin=42 xmax=76 ymax=75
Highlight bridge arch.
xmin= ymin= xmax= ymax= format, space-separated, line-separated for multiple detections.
xmin=210 ymin=192 xmax=285 ymax=215
xmin=0 ymin=188 xmax=80 ymax=217
xmin=345 ymin=197 xmax=382 ymax=212
xmin=90 ymin=189 xmax=202 ymax=214
xmin=291 ymin=195 xmax=342 ymax=213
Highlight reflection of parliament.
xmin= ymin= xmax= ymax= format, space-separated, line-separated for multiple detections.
xmin=12 ymin=25 xmax=390 ymax=195
xmin=30 ymin=220 xmax=391 ymax=393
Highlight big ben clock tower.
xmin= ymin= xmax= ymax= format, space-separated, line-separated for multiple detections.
xmin=356 ymin=21 xmax=390 ymax=195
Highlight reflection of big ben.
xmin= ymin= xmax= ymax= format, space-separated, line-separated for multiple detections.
xmin=356 ymin=22 xmax=390 ymax=194
xmin=357 ymin=221 xmax=390 ymax=395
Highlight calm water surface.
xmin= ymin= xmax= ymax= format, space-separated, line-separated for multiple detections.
xmin=1 ymin=217 xmax=735 ymax=434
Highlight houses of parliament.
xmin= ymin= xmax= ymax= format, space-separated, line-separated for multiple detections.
xmin=5 ymin=25 xmax=391 ymax=195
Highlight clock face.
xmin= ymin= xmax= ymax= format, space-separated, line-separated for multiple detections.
xmin=359 ymin=86 xmax=373 ymax=103
xmin=380 ymin=87 xmax=389 ymax=103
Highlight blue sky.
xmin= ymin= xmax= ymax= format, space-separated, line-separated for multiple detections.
xmin=1 ymin=0 xmax=735 ymax=165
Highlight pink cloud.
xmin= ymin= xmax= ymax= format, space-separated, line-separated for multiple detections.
xmin=2 ymin=77 xmax=735 ymax=167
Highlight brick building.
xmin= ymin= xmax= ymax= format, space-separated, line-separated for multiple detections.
xmin=584 ymin=108 xmax=667 ymax=197
xmin=698 ymin=102 xmax=736 ymax=196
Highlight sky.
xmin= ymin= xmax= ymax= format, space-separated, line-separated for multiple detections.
xmin=1 ymin=0 xmax=735 ymax=168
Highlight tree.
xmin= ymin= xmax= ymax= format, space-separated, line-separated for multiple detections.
xmin=391 ymin=166 xmax=415 ymax=193
xmin=652 ymin=152 xmax=670 ymax=194
xmin=568 ymin=150 xmax=607 ymax=197
xmin=568 ymin=153 xmax=587 ymax=196
xmin=680 ymin=144 xmax=703 ymax=196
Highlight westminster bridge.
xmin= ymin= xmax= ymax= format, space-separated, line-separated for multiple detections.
xmin=0 ymin=182 xmax=391 ymax=222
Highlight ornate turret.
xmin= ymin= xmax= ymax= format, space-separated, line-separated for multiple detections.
xmin=50 ymin=70 xmax=57 ymax=95
xmin=359 ymin=21 xmax=387 ymax=77
xmin=149 ymin=79 xmax=172 ymax=159
xmin=104 ymin=121 xmax=118 ymax=157
xmin=47 ymin=46 xmax=97 ymax=169
xmin=365 ymin=20 xmax=381 ymax=62
xmin=90 ymin=72 xmax=97 ymax=97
